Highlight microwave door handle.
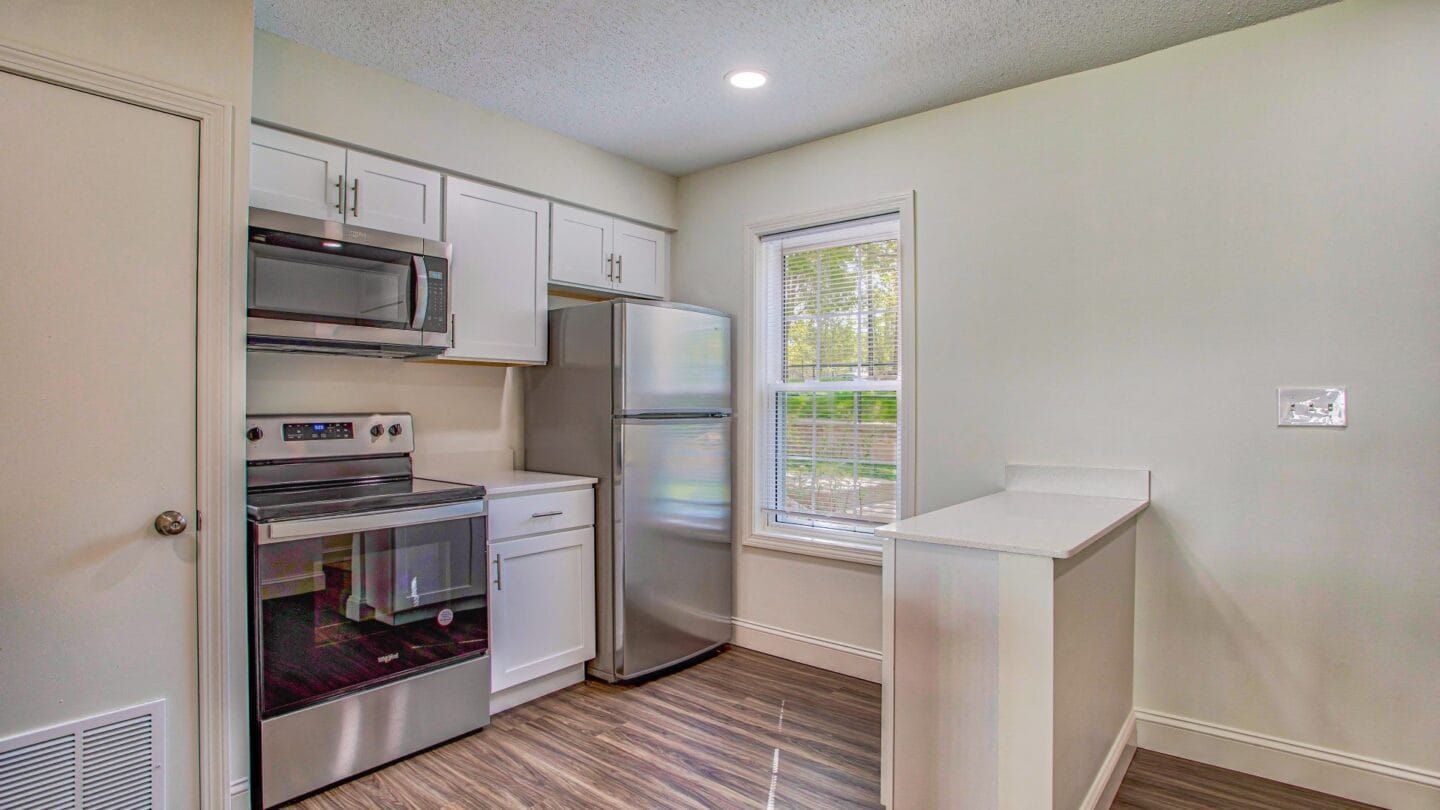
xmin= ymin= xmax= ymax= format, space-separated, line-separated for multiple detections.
xmin=411 ymin=255 xmax=428 ymax=330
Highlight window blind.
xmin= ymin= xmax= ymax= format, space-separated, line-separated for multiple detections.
xmin=760 ymin=215 xmax=901 ymax=530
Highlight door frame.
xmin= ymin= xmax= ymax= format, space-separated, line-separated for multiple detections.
xmin=0 ymin=41 xmax=241 ymax=810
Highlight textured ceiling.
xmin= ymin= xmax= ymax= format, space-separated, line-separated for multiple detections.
xmin=255 ymin=0 xmax=1334 ymax=175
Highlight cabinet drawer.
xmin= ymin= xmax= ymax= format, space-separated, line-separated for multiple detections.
xmin=488 ymin=487 xmax=594 ymax=540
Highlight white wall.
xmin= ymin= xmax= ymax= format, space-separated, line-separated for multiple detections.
xmin=253 ymin=30 xmax=677 ymax=229
xmin=674 ymin=0 xmax=1440 ymax=786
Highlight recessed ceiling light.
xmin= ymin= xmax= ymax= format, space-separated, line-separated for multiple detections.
xmin=726 ymin=70 xmax=768 ymax=90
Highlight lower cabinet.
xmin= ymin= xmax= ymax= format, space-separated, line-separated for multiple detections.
xmin=487 ymin=488 xmax=596 ymax=707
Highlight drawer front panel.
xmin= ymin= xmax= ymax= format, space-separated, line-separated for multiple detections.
xmin=488 ymin=487 xmax=594 ymax=540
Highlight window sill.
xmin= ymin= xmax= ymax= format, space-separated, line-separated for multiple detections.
xmin=743 ymin=531 xmax=883 ymax=566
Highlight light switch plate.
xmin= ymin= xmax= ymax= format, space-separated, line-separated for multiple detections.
xmin=1278 ymin=387 xmax=1346 ymax=427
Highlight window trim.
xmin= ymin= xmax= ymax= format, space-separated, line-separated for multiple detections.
xmin=740 ymin=193 xmax=917 ymax=565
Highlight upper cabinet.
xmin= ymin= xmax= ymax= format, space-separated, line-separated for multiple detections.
xmin=249 ymin=124 xmax=441 ymax=241
xmin=550 ymin=205 xmax=615 ymax=291
xmin=550 ymin=203 xmax=668 ymax=299
xmin=250 ymin=125 xmax=347 ymax=222
xmin=613 ymin=219 xmax=667 ymax=299
xmin=344 ymin=150 xmax=442 ymax=241
xmin=443 ymin=177 xmax=549 ymax=364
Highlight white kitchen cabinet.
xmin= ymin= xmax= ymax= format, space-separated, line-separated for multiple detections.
xmin=489 ymin=526 xmax=596 ymax=693
xmin=249 ymin=124 xmax=441 ymax=241
xmin=250 ymin=125 xmax=347 ymax=223
xmin=345 ymin=150 xmax=442 ymax=241
xmin=549 ymin=202 xmax=668 ymax=299
xmin=550 ymin=203 xmax=615 ymax=291
xmin=612 ymin=219 xmax=668 ymax=298
xmin=443 ymin=177 xmax=549 ymax=364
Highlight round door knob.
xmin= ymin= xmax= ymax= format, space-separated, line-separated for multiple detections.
xmin=154 ymin=511 xmax=188 ymax=536
xmin=246 ymin=427 xmax=263 ymax=442
xmin=370 ymin=424 xmax=385 ymax=438
xmin=388 ymin=423 xmax=403 ymax=436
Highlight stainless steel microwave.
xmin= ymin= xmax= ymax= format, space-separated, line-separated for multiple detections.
xmin=247 ymin=208 xmax=451 ymax=357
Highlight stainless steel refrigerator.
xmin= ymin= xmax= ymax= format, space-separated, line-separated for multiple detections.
xmin=524 ymin=300 xmax=732 ymax=682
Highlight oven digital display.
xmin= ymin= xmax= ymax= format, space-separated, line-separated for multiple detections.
xmin=282 ymin=421 xmax=354 ymax=441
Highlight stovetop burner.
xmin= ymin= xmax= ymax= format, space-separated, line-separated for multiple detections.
xmin=246 ymin=476 xmax=485 ymax=523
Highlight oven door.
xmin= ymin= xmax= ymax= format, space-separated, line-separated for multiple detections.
xmin=251 ymin=500 xmax=488 ymax=719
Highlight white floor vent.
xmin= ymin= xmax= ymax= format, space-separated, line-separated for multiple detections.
xmin=0 ymin=699 xmax=163 ymax=809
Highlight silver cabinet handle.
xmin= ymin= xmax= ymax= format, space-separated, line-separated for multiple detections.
xmin=493 ymin=555 xmax=503 ymax=590
xmin=335 ymin=174 xmax=345 ymax=215
xmin=350 ymin=177 xmax=359 ymax=217
xmin=606 ymin=253 xmax=614 ymax=280
xmin=615 ymin=254 xmax=623 ymax=284
xmin=530 ymin=510 xmax=563 ymax=519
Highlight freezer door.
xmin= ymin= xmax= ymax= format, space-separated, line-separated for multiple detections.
xmin=615 ymin=416 xmax=732 ymax=678
xmin=616 ymin=302 xmax=731 ymax=415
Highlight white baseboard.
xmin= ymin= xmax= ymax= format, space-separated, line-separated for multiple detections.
xmin=1135 ymin=708 xmax=1440 ymax=809
xmin=489 ymin=664 xmax=586 ymax=715
xmin=1080 ymin=710 xmax=1136 ymax=810
xmin=229 ymin=777 xmax=249 ymax=810
xmin=730 ymin=618 xmax=881 ymax=682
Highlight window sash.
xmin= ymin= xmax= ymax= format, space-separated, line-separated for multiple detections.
xmin=759 ymin=216 xmax=901 ymax=532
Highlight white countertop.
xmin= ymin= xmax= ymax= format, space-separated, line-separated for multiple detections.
xmin=414 ymin=455 xmax=596 ymax=496
xmin=876 ymin=465 xmax=1150 ymax=559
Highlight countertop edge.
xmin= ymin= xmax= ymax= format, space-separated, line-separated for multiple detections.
xmin=483 ymin=476 xmax=599 ymax=497
xmin=876 ymin=494 xmax=1149 ymax=559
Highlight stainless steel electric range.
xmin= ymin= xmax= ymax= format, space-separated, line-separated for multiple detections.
xmin=245 ymin=413 xmax=490 ymax=808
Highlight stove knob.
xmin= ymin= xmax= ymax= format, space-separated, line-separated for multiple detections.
xmin=370 ymin=424 xmax=385 ymax=438
xmin=246 ymin=427 xmax=263 ymax=442
xmin=388 ymin=423 xmax=403 ymax=437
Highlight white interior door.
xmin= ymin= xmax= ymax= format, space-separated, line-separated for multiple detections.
xmin=250 ymin=123 xmax=346 ymax=222
xmin=613 ymin=219 xmax=667 ymax=299
xmin=550 ymin=203 xmax=614 ymax=290
xmin=345 ymin=149 xmax=442 ymax=240
xmin=443 ymin=177 xmax=550 ymax=363
xmin=0 ymin=70 xmax=200 ymax=807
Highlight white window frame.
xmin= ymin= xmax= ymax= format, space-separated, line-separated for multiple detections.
xmin=741 ymin=194 xmax=917 ymax=566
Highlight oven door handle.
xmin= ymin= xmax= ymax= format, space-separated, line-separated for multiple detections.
xmin=256 ymin=499 xmax=487 ymax=544
xmin=410 ymin=255 xmax=429 ymax=330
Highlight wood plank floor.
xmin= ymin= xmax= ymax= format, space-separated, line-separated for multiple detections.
xmin=288 ymin=647 xmax=881 ymax=809
xmin=289 ymin=647 xmax=1375 ymax=809
xmin=1113 ymin=748 xmax=1380 ymax=809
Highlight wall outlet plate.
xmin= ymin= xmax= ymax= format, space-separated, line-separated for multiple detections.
xmin=1278 ymin=387 xmax=1346 ymax=427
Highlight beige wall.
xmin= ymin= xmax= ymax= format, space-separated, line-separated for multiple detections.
xmin=0 ymin=0 xmax=252 ymax=105
xmin=0 ymin=0 xmax=256 ymax=799
xmin=253 ymin=30 xmax=677 ymax=229
xmin=674 ymin=0 xmax=1440 ymax=778
xmin=247 ymin=354 xmax=523 ymax=467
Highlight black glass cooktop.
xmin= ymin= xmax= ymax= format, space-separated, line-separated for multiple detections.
xmin=247 ymin=477 xmax=485 ymax=523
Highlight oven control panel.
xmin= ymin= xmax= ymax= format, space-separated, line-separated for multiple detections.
xmin=283 ymin=421 xmax=355 ymax=441
xmin=245 ymin=413 xmax=414 ymax=460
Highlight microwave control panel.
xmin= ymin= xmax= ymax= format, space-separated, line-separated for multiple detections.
xmin=422 ymin=258 xmax=448 ymax=333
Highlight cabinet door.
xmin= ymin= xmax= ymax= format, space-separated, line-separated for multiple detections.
xmin=344 ymin=149 xmax=442 ymax=240
xmin=550 ymin=203 xmax=614 ymax=291
xmin=489 ymin=527 xmax=596 ymax=692
xmin=613 ymin=219 xmax=668 ymax=299
xmin=250 ymin=124 xmax=347 ymax=222
xmin=442 ymin=177 xmax=549 ymax=364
